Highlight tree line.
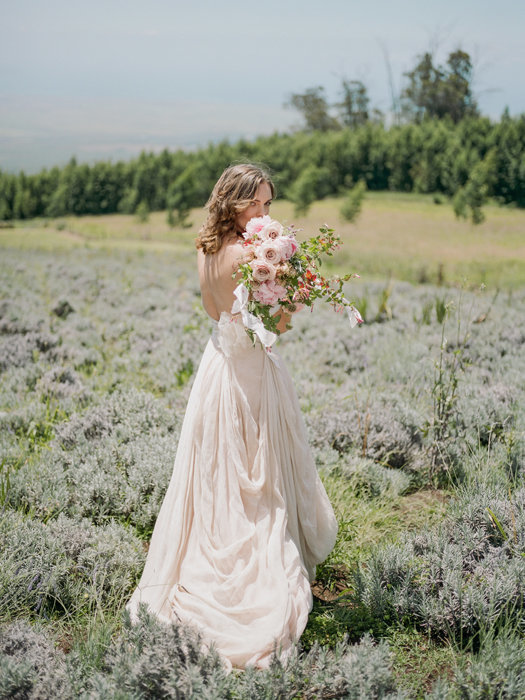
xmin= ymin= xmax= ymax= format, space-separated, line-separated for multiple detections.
xmin=0 ymin=47 xmax=524 ymax=223
xmin=1 ymin=114 xmax=524 ymax=222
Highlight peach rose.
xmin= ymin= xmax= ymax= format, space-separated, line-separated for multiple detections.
xmin=250 ymin=259 xmax=276 ymax=282
xmin=256 ymin=240 xmax=282 ymax=265
xmin=242 ymin=244 xmax=256 ymax=262
xmin=259 ymin=219 xmax=283 ymax=240
xmin=253 ymin=280 xmax=287 ymax=306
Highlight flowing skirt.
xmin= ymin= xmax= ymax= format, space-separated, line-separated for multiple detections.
xmin=126 ymin=313 xmax=337 ymax=669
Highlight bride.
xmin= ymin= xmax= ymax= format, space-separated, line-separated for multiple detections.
xmin=126 ymin=163 xmax=338 ymax=669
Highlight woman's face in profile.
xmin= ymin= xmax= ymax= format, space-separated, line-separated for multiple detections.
xmin=235 ymin=182 xmax=273 ymax=232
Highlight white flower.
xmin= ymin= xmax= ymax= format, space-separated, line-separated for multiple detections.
xmin=259 ymin=219 xmax=283 ymax=240
xmin=347 ymin=305 xmax=364 ymax=328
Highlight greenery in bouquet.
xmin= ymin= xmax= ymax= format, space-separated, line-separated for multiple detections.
xmin=233 ymin=215 xmax=362 ymax=342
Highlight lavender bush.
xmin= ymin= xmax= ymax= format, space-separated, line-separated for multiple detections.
xmin=1 ymin=244 xmax=524 ymax=697
xmin=0 ymin=620 xmax=71 ymax=699
xmin=0 ymin=610 xmax=404 ymax=699
xmin=352 ymin=485 xmax=525 ymax=643
xmin=0 ymin=510 xmax=144 ymax=618
xmin=7 ymin=388 xmax=179 ymax=534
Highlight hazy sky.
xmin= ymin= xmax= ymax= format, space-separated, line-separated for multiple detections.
xmin=1 ymin=0 xmax=524 ymax=172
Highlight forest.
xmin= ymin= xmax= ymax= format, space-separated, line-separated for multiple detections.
xmin=1 ymin=116 xmax=524 ymax=222
xmin=1 ymin=50 xmax=524 ymax=226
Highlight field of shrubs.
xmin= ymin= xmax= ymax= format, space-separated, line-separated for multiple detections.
xmin=1 ymin=214 xmax=524 ymax=697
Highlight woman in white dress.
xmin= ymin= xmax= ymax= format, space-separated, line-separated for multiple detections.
xmin=126 ymin=164 xmax=338 ymax=669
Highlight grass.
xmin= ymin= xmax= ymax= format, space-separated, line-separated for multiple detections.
xmin=1 ymin=193 xmax=524 ymax=288
xmin=388 ymin=627 xmax=458 ymax=698
xmin=1 ymin=195 xmax=524 ymax=696
xmin=303 ymin=471 xmax=450 ymax=653
xmin=321 ymin=472 xmax=449 ymax=569
xmin=312 ymin=194 xmax=525 ymax=289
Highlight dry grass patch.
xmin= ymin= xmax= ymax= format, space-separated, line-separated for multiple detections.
xmin=1 ymin=193 xmax=524 ymax=287
xmin=293 ymin=195 xmax=525 ymax=288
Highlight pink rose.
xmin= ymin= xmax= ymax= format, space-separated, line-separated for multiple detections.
xmin=256 ymin=240 xmax=282 ymax=265
xmin=250 ymin=259 xmax=276 ymax=282
xmin=259 ymin=219 xmax=283 ymax=240
xmin=277 ymin=235 xmax=298 ymax=260
xmin=245 ymin=215 xmax=272 ymax=239
xmin=242 ymin=243 xmax=256 ymax=262
xmin=253 ymin=279 xmax=287 ymax=306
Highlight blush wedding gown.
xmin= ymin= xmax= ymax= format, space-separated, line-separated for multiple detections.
xmin=126 ymin=311 xmax=338 ymax=669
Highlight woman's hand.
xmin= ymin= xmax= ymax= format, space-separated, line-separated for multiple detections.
xmin=273 ymin=308 xmax=292 ymax=334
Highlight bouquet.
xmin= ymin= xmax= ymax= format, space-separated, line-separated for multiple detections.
xmin=231 ymin=215 xmax=363 ymax=347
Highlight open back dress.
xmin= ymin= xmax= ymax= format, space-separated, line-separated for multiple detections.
xmin=126 ymin=245 xmax=337 ymax=669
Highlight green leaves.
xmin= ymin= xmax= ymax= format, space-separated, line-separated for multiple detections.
xmin=235 ymin=223 xmax=360 ymax=339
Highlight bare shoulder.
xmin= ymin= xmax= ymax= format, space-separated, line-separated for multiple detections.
xmin=197 ymin=240 xmax=245 ymax=284
xmin=221 ymin=239 xmax=245 ymax=261
xmin=218 ymin=239 xmax=245 ymax=275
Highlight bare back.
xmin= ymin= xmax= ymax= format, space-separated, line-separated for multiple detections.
xmin=197 ymin=238 xmax=245 ymax=321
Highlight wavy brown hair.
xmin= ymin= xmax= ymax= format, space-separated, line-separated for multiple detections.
xmin=196 ymin=164 xmax=275 ymax=254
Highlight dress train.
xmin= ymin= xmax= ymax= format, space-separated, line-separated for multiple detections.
xmin=126 ymin=313 xmax=337 ymax=668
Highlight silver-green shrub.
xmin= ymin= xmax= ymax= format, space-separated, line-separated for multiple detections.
xmin=0 ymin=510 xmax=144 ymax=618
xmin=236 ymin=634 xmax=404 ymax=699
xmin=0 ymin=610 xmax=405 ymax=699
xmin=0 ymin=619 xmax=71 ymax=699
xmin=308 ymin=391 xmax=423 ymax=471
xmin=85 ymin=608 xmax=404 ymax=699
xmin=8 ymin=388 xmax=178 ymax=533
xmin=429 ymin=633 xmax=525 ymax=699
xmin=332 ymin=454 xmax=412 ymax=500
xmin=353 ymin=486 xmax=525 ymax=643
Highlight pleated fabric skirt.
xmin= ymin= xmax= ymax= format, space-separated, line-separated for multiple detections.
xmin=126 ymin=312 xmax=337 ymax=669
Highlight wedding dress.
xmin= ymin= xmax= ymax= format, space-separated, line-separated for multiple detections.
xmin=126 ymin=311 xmax=338 ymax=669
